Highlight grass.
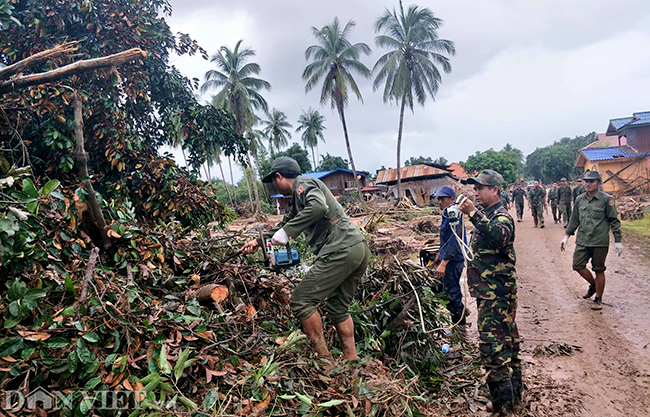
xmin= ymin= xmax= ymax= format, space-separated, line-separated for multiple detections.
xmin=621 ymin=216 xmax=650 ymax=237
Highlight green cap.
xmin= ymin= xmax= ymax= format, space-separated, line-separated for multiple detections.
xmin=262 ymin=156 xmax=301 ymax=183
xmin=465 ymin=169 xmax=504 ymax=189
xmin=560 ymin=177 xmax=567 ymax=181
xmin=583 ymin=170 xmax=602 ymax=181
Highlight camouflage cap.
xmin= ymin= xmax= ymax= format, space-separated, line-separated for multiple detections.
xmin=465 ymin=169 xmax=504 ymax=188
xmin=262 ymin=156 xmax=302 ymax=183
xmin=583 ymin=170 xmax=602 ymax=181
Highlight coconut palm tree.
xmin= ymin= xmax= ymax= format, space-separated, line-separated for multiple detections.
xmin=201 ymin=39 xmax=271 ymax=212
xmin=373 ymin=2 xmax=455 ymax=200
xmin=296 ymin=108 xmax=326 ymax=170
xmin=261 ymin=108 xmax=293 ymax=153
xmin=303 ymin=17 xmax=371 ymax=196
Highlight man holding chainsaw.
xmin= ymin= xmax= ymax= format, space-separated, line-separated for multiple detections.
xmin=240 ymin=157 xmax=369 ymax=362
xmin=458 ymin=169 xmax=522 ymax=416
xmin=434 ymin=186 xmax=468 ymax=327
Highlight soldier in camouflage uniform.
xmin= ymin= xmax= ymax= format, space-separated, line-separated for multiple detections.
xmin=511 ymin=183 xmax=526 ymax=222
xmin=458 ymin=170 xmax=521 ymax=416
xmin=558 ymin=177 xmax=573 ymax=228
xmin=499 ymin=190 xmax=511 ymax=210
xmin=529 ymin=180 xmax=547 ymax=228
xmin=547 ymin=182 xmax=560 ymax=224
xmin=241 ymin=157 xmax=369 ymax=361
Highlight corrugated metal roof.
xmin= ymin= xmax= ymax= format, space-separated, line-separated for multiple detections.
xmin=629 ymin=111 xmax=650 ymax=127
xmin=301 ymin=168 xmax=369 ymax=180
xmin=609 ymin=117 xmax=633 ymax=130
xmin=376 ymin=164 xmax=450 ymax=184
xmin=581 ymin=146 xmax=637 ymax=162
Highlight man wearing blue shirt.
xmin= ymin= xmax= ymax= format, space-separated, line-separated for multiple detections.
xmin=434 ymin=186 xmax=468 ymax=326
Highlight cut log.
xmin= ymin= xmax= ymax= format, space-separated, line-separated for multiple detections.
xmin=186 ymin=284 xmax=229 ymax=306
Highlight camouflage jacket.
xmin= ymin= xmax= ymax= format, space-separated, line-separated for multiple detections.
xmin=558 ymin=185 xmax=572 ymax=203
xmin=467 ymin=201 xmax=517 ymax=300
xmin=529 ymin=187 xmax=546 ymax=207
xmin=547 ymin=188 xmax=559 ymax=203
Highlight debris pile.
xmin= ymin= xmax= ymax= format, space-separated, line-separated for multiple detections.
xmin=617 ymin=194 xmax=650 ymax=221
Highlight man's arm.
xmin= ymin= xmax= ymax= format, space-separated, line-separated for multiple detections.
xmin=257 ymin=205 xmax=297 ymax=246
xmin=280 ymin=186 xmax=328 ymax=238
xmin=469 ymin=211 xmax=514 ymax=249
xmin=606 ymin=198 xmax=622 ymax=243
xmin=565 ymin=199 xmax=580 ymax=236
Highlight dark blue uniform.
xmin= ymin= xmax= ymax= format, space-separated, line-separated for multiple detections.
xmin=439 ymin=207 xmax=466 ymax=324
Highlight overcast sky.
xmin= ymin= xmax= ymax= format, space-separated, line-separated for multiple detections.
xmin=163 ymin=0 xmax=650 ymax=180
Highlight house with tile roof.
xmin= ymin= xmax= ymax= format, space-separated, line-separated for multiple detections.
xmin=605 ymin=111 xmax=650 ymax=154
xmin=576 ymin=145 xmax=649 ymax=193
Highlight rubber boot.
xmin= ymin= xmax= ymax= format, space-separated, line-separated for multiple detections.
xmin=488 ymin=380 xmax=515 ymax=416
xmin=511 ymin=368 xmax=523 ymax=412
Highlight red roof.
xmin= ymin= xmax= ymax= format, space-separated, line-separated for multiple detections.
xmin=447 ymin=162 xmax=468 ymax=178
xmin=582 ymin=134 xmax=626 ymax=150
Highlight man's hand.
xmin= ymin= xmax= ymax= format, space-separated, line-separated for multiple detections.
xmin=435 ymin=260 xmax=448 ymax=278
xmin=614 ymin=242 xmax=624 ymax=256
xmin=271 ymin=228 xmax=289 ymax=246
xmin=240 ymin=239 xmax=260 ymax=254
xmin=457 ymin=196 xmax=476 ymax=216
xmin=560 ymin=235 xmax=569 ymax=252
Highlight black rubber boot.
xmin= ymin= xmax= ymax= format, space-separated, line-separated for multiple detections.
xmin=488 ymin=380 xmax=516 ymax=416
xmin=511 ymin=368 xmax=523 ymax=412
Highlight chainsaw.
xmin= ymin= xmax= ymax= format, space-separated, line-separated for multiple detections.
xmin=260 ymin=232 xmax=301 ymax=271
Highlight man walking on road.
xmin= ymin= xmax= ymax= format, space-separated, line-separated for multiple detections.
xmin=573 ymin=178 xmax=586 ymax=202
xmin=434 ymin=186 xmax=468 ymax=327
xmin=511 ymin=183 xmax=526 ymax=222
xmin=458 ymin=170 xmax=522 ymax=415
xmin=529 ymin=180 xmax=547 ymax=228
xmin=560 ymin=171 xmax=623 ymax=310
xmin=241 ymin=157 xmax=369 ymax=360
xmin=558 ymin=177 xmax=572 ymax=228
xmin=548 ymin=182 xmax=560 ymax=224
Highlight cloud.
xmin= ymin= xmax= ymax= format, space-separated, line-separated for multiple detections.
xmin=163 ymin=0 xmax=650 ymax=181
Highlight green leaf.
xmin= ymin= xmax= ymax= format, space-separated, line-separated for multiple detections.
xmin=82 ymin=332 xmax=99 ymax=343
xmin=45 ymin=337 xmax=70 ymax=348
xmin=25 ymin=289 xmax=47 ymax=300
xmin=0 ymin=338 xmax=24 ymax=357
xmin=41 ymin=179 xmax=61 ymax=196
xmin=178 ymin=396 xmax=198 ymax=410
xmin=317 ymin=399 xmax=344 ymax=408
xmin=22 ymin=178 xmax=38 ymax=198
xmin=79 ymin=397 xmax=93 ymax=414
xmin=173 ymin=348 xmax=192 ymax=381
xmin=279 ymin=394 xmax=296 ymax=400
xmin=158 ymin=345 xmax=172 ymax=374
xmin=84 ymin=376 xmax=102 ymax=390
xmin=68 ymin=350 xmax=78 ymax=373
xmin=294 ymin=392 xmax=313 ymax=405
xmin=204 ymin=390 xmax=218 ymax=410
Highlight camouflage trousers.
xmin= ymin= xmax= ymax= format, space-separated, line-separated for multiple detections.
xmin=477 ymin=296 xmax=521 ymax=383
xmin=550 ymin=201 xmax=559 ymax=222
xmin=560 ymin=202 xmax=572 ymax=225
xmin=531 ymin=204 xmax=544 ymax=226
xmin=515 ymin=200 xmax=524 ymax=220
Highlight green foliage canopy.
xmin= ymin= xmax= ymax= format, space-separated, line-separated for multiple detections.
xmin=257 ymin=143 xmax=312 ymax=180
xmin=318 ymin=153 xmax=349 ymax=171
xmin=404 ymin=156 xmax=448 ymax=166
xmin=525 ymin=133 xmax=596 ymax=182
xmin=461 ymin=144 xmax=524 ymax=185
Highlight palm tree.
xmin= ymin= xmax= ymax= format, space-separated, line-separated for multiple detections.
xmin=201 ymin=39 xmax=271 ymax=212
xmin=262 ymin=108 xmax=293 ymax=153
xmin=296 ymin=108 xmax=326 ymax=170
xmin=373 ymin=2 xmax=455 ymax=200
xmin=303 ymin=17 xmax=371 ymax=196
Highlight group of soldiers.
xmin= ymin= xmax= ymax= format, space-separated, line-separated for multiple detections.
xmin=502 ymin=177 xmax=587 ymax=228
xmin=241 ymin=156 xmax=623 ymax=417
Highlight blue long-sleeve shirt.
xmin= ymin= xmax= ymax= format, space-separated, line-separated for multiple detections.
xmin=439 ymin=207 xmax=466 ymax=262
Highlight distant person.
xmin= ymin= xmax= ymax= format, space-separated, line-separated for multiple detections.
xmin=529 ymin=180 xmax=547 ymax=228
xmin=547 ymin=182 xmax=560 ymax=224
xmin=458 ymin=170 xmax=522 ymax=415
xmin=500 ymin=189 xmax=511 ymax=210
xmin=241 ymin=157 xmax=369 ymax=360
xmin=561 ymin=171 xmax=622 ymax=310
xmin=572 ymin=178 xmax=586 ymax=203
xmin=511 ymin=183 xmax=526 ymax=222
xmin=434 ymin=186 xmax=468 ymax=327
xmin=558 ymin=177 xmax=573 ymax=228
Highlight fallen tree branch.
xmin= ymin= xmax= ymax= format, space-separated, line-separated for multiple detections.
xmin=79 ymin=247 xmax=100 ymax=304
xmin=0 ymin=48 xmax=147 ymax=94
xmin=0 ymin=41 xmax=82 ymax=82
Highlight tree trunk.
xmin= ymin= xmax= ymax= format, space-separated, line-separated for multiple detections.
xmin=73 ymin=93 xmax=112 ymax=250
xmin=181 ymin=147 xmax=188 ymax=167
xmin=337 ymin=104 xmax=363 ymax=198
xmin=219 ymin=160 xmax=234 ymax=207
xmin=311 ymin=146 xmax=316 ymax=172
xmin=203 ymin=163 xmax=210 ymax=182
xmin=245 ymin=152 xmax=260 ymax=213
xmin=228 ymin=156 xmax=237 ymax=205
xmin=316 ymin=143 xmax=320 ymax=169
xmin=396 ymin=98 xmax=406 ymax=202
xmin=242 ymin=164 xmax=254 ymax=211
xmin=207 ymin=160 xmax=212 ymax=184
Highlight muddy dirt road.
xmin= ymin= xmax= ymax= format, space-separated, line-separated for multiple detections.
xmin=511 ymin=208 xmax=650 ymax=416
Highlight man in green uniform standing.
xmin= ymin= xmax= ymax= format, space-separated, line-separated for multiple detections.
xmin=572 ymin=178 xmax=586 ymax=203
xmin=458 ymin=170 xmax=521 ymax=416
xmin=241 ymin=157 xmax=370 ymax=360
xmin=558 ymin=177 xmax=573 ymax=228
xmin=511 ymin=183 xmax=526 ymax=222
xmin=561 ymin=171 xmax=623 ymax=310
xmin=547 ymin=182 xmax=560 ymax=224
xmin=529 ymin=180 xmax=547 ymax=228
